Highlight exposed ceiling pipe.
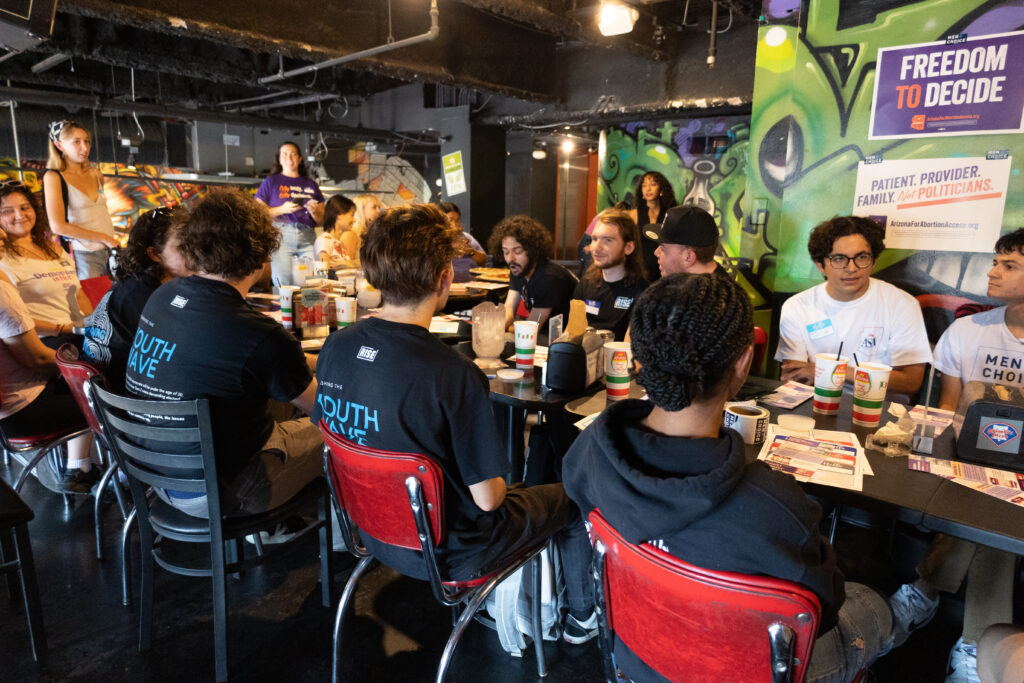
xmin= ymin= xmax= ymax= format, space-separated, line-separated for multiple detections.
xmin=218 ymin=89 xmax=298 ymax=107
xmin=0 ymin=85 xmax=439 ymax=148
xmin=30 ymin=53 xmax=70 ymax=73
xmin=240 ymin=93 xmax=338 ymax=113
xmin=707 ymin=1 xmax=718 ymax=68
xmin=258 ymin=0 xmax=440 ymax=85
xmin=2 ymin=100 xmax=24 ymax=180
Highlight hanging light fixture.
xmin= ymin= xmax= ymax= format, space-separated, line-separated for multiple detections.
xmin=598 ymin=1 xmax=639 ymax=36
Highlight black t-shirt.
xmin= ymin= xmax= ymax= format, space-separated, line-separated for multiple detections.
xmin=313 ymin=317 xmax=511 ymax=577
xmin=125 ymin=276 xmax=313 ymax=482
xmin=572 ymin=274 xmax=649 ymax=341
xmin=85 ymin=275 xmax=159 ymax=391
xmin=509 ymin=260 xmax=577 ymax=322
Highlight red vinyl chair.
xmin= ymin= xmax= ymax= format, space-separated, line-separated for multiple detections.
xmin=0 ymin=390 xmax=90 ymax=503
xmin=79 ymin=275 xmax=113 ymax=308
xmin=54 ymin=344 xmax=131 ymax=560
xmin=588 ymin=510 xmax=821 ymax=683
xmin=320 ymin=425 xmax=549 ymax=683
xmin=752 ymin=325 xmax=768 ymax=377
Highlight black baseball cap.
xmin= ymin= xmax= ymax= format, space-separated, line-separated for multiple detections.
xmin=644 ymin=206 xmax=718 ymax=247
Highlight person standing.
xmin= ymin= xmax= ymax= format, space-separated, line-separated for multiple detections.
xmin=42 ymin=120 xmax=121 ymax=279
xmin=628 ymin=171 xmax=677 ymax=281
xmin=488 ymin=215 xmax=577 ymax=331
xmin=571 ymin=209 xmax=648 ymax=340
xmin=255 ymin=142 xmax=325 ymax=287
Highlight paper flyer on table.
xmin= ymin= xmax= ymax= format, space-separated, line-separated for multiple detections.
xmin=758 ymin=427 xmax=866 ymax=491
xmin=908 ymin=456 xmax=1024 ymax=507
xmin=759 ymin=381 xmax=815 ymax=409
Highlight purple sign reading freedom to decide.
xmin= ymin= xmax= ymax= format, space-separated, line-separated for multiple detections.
xmin=870 ymin=30 xmax=1024 ymax=139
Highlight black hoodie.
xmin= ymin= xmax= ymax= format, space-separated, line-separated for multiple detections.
xmin=563 ymin=398 xmax=845 ymax=633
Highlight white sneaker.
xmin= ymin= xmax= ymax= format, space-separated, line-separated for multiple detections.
xmin=945 ymin=637 xmax=979 ymax=683
xmin=244 ymin=523 xmax=298 ymax=546
xmin=888 ymin=584 xmax=939 ymax=649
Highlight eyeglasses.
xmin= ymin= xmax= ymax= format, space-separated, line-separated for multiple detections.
xmin=826 ymin=252 xmax=874 ymax=269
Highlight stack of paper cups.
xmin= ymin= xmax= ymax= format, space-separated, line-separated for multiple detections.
xmin=604 ymin=341 xmax=632 ymax=401
xmin=852 ymin=362 xmax=892 ymax=427
xmin=514 ymin=320 xmax=539 ymax=370
xmin=279 ymin=286 xmax=300 ymax=329
xmin=336 ymin=297 xmax=357 ymax=328
xmin=813 ymin=353 xmax=848 ymax=415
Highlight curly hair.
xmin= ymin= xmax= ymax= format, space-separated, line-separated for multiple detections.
xmin=995 ymin=227 xmax=1024 ymax=256
xmin=631 ymin=273 xmax=753 ymax=411
xmin=179 ymin=189 xmax=280 ymax=280
xmin=0 ymin=184 xmax=60 ymax=260
xmin=807 ymin=215 xmax=886 ymax=265
xmin=269 ymin=142 xmax=310 ymax=177
xmin=583 ymin=209 xmax=647 ymax=285
xmin=487 ymin=215 xmax=553 ymax=269
xmin=361 ymin=203 xmax=461 ymax=307
xmin=632 ymin=171 xmax=677 ymax=211
xmin=114 ymin=207 xmax=186 ymax=284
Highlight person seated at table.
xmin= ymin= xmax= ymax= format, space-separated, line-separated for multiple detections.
xmin=313 ymin=203 xmax=596 ymax=642
xmin=488 ymin=215 xmax=577 ymax=331
xmin=775 ymin=215 xmax=931 ymax=396
xmin=571 ymin=209 xmax=648 ymax=341
xmin=315 ymin=195 xmax=357 ymax=270
xmin=0 ymin=180 xmax=93 ymax=350
xmin=563 ymin=273 xmax=895 ymax=683
xmin=645 ymin=205 xmax=729 ymax=280
xmin=83 ymin=206 xmax=190 ymax=391
xmin=347 ymin=193 xmax=383 ymax=259
xmin=0 ymin=269 xmax=96 ymax=492
xmin=440 ymin=201 xmax=486 ymax=283
xmin=126 ymin=189 xmax=322 ymax=519
xmin=885 ymin=228 xmax=1024 ymax=683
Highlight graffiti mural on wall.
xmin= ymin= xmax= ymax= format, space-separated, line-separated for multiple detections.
xmin=336 ymin=143 xmax=431 ymax=205
xmin=598 ymin=116 xmax=752 ymax=270
xmin=750 ymin=0 xmax=1024 ymax=340
xmin=1 ymin=158 xmax=209 ymax=236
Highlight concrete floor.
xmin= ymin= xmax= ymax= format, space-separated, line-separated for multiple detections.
xmin=0 ymin=461 xmax=995 ymax=683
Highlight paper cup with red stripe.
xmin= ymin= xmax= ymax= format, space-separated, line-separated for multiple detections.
xmin=852 ymin=362 xmax=891 ymax=427
xmin=513 ymin=320 xmax=539 ymax=370
xmin=813 ymin=353 xmax=848 ymax=415
xmin=604 ymin=341 xmax=633 ymax=401
xmin=279 ymin=286 xmax=300 ymax=329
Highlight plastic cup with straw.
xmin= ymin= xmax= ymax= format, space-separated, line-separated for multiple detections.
xmin=813 ymin=341 xmax=848 ymax=415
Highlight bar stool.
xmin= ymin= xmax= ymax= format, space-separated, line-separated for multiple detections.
xmin=0 ymin=476 xmax=47 ymax=660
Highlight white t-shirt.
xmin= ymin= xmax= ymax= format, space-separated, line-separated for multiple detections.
xmin=0 ymin=249 xmax=85 ymax=326
xmin=775 ymin=278 xmax=932 ymax=368
xmin=0 ymin=280 xmax=46 ymax=419
xmin=314 ymin=232 xmax=347 ymax=267
xmin=934 ymin=306 xmax=1024 ymax=387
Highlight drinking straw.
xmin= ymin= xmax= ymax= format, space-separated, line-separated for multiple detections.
xmin=853 ymin=353 xmax=860 ymax=367
xmin=922 ymin=367 xmax=935 ymax=419
xmin=836 ymin=342 xmax=843 ymax=361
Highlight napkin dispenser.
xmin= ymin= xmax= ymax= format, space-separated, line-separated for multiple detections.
xmin=545 ymin=332 xmax=602 ymax=393
xmin=952 ymin=381 xmax=1024 ymax=471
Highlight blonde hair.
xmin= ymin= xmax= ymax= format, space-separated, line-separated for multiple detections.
xmin=46 ymin=121 xmax=92 ymax=172
xmin=352 ymin=194 xmax=383 ymax=236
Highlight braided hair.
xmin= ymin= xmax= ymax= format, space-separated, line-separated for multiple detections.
xmin=631 ymin=273 xmax=752 ymax=411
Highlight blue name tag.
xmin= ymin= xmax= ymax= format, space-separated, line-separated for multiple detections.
xmin=806 ymin=319 xmax=835 ymax=341
xmin=585 ymin=299 xmax=600 ymax=316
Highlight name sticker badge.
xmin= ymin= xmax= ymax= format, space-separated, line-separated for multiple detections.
xmin=584 ymin=299 xmax=600 ymax=316
xmin=613 ymin=296 xmax=633 ymax=310
xmin=806 ymin=318 xmax=835 ymax=341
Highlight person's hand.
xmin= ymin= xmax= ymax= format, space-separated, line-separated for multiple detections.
xmin=103 ymin=234 xmax=121 ymax=249
xmin=279 ymin=201 xmax=301 ymax=214
xmin=305 ymin=200 xmax=324 ymax=223
xmin=455 ymin=235 xmax=474 ymax=256
xmin=780 ymin=359 xmax=815 ymax=385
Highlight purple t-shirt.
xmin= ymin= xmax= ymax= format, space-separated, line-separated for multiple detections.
xmin=255 ymin=173 xmax=324 ymax=228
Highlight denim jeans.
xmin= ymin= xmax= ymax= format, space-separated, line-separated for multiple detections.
xmin=270 ymin=221 xmax=316 ymax=287
xmin=805 ymin=582 xmax=893 ymax=683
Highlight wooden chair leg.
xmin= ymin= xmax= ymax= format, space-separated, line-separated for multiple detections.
xmin=14 ymin=522 xmax=47 ymax=660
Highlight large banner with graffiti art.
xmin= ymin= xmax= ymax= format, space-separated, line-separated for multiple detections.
xmin=870 ymin=30 xmax=1024 ymax=139
xmin=749 ymin=0 xmax=1024 ymax=345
